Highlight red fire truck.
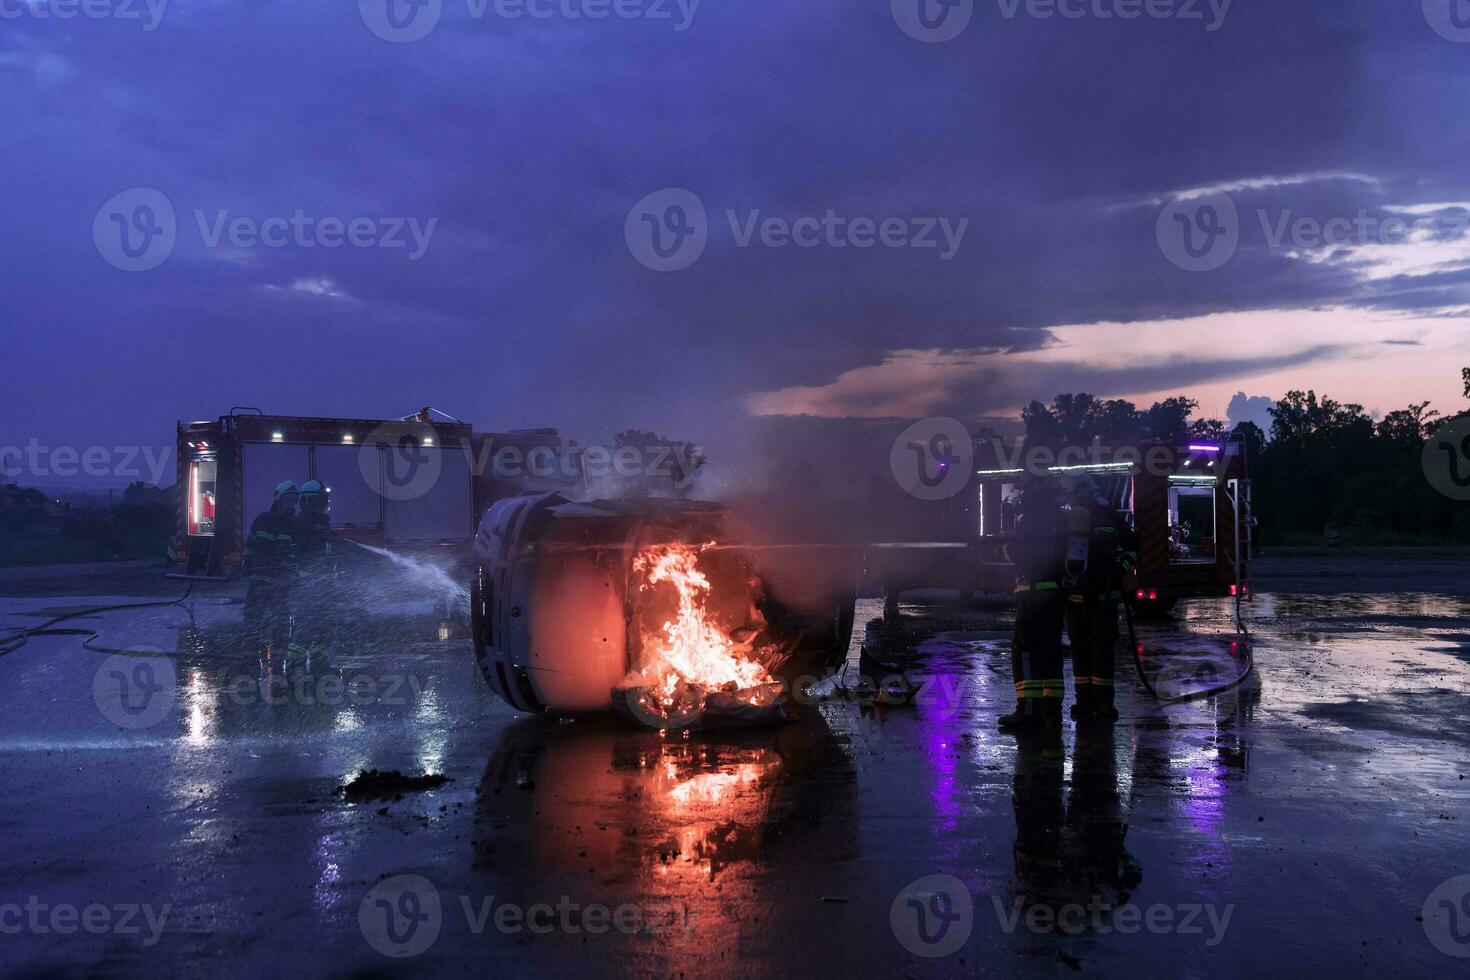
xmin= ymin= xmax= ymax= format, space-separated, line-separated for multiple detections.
xmin=971 ymin=440 xmax=1257 ymax=616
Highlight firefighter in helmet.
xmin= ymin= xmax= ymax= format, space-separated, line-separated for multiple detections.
xmin=999 ymin=480 xmax=1068 ymax=732
xmin=290 ymin=480 xmax=336 ymax=656
xmin=1060 ymin=474 xmax=1139 ymax=722
xmin=243 ymin=480 xmax=299 ymax=646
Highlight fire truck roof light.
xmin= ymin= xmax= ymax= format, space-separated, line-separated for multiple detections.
xmin=1047 ymin=462 xmax=1135 ymax=473
xmin=423 ymin=437 xmax=434 ymax=446
xmin=1188 ymin=444 xmax=1222 ymax=453
xmin=342 ymin=434 xmax=354 ymax=443
xmin=271 ymin=432 xmax=284 ymax=442
xmin=976 ymin=467 xmax=1025 ymax=476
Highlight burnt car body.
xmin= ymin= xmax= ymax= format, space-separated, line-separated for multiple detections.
xmin=469 ymin=494 xmax=856 ymax=714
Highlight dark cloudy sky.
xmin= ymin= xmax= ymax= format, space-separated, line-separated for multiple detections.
xmin=4 ymin=0 xmax=1469 ymax=484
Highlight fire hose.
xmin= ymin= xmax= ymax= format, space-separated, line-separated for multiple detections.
xmin=1124 ymin=589 xmax=1255 ymax=706
xmin=0 ymin=582 xmax=197 ymax=659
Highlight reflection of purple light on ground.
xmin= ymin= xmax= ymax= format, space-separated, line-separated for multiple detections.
xmin=1183 ymin=764 xmax=1223 ymax=835
xmin=921 ymin=718 xmax=962 ymax=834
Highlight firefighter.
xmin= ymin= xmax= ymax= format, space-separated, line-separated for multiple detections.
xmin=1061 ymin=475 xmax=1139 ymax=722
xmin=293 ymin=480 xmax=333 ymax=570
xmin=998 ymin=481 xmax=1068 ymax=732
xmin=290 ymin=480 xmax=336 ymax=656
xmin=243 ymin=481 xmax=299 ymax=646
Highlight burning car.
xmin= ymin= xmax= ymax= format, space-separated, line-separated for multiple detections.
xmin=469 ymin=494 xmax=855 ymax=727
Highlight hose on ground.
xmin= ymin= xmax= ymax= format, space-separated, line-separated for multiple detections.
xmin=0 ymin=583 xmax=197 ymax=659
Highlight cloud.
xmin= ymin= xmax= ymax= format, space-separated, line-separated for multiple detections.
xmin=745 ymin=308 xmax=1470 ymax=421
xmin=1226 ymin=392 xmax=1275 ymax=433
xmin=1123 ymin=171 xmax=1380 ymax=209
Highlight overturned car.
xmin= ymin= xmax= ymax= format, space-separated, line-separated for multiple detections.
xmin=469 ymin=494 xmax=856 ymax=727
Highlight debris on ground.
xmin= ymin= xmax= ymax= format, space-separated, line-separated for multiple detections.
xmin=340 ymin=769 xmax=451 ymax=802
xmin=612 ymin=680 xmax=788 ymax=731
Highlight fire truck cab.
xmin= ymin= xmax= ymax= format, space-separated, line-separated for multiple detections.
xmin=974 ymin=440 xmax=1257 ymax=616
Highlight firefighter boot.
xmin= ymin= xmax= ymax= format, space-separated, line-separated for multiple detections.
xmin=999 ymin=698 xmax=1047 ymax=732
xmin=1069 ymin=683 xmax=1093 ymax=720
xmin=1000 ymin=697 xmax=1064 ymax=734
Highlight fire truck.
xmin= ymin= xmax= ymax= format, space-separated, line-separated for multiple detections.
xmin=173 ymin=409 xmax=582 ymax=577
xmin=971 ymin=439 xmax=1257 ymax=616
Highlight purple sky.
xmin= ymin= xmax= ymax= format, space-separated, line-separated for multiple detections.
xmin=4 ymin=0 xmax=1469 ymax=488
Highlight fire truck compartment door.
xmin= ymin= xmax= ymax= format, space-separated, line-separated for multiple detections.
xmin=383 ymin=445 xmax=473 ymax=544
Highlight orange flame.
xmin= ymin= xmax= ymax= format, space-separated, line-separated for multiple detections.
xmin=632 ymin=543 xmax=772 ymax=698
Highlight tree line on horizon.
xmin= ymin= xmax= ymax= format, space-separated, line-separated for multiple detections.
xmin=1019 ymin=373 xmax=1470 ymax=546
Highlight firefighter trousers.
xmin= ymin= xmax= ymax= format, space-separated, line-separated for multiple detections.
xmin=1011 ymin=588 xmax=1066 ymax=711
xmin=1066 ymin=593 xmax=1120 ymax=705
xmin=244 ymin=578 xmax=292 ymax=649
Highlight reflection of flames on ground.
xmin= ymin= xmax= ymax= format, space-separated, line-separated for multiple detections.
xmin=618 ymin=543 xmax=782 ymax=727
xmin=644 ymin=745 xmax=783 ymax=882
xmin=476 ymin=714 xmax=857 ymax=975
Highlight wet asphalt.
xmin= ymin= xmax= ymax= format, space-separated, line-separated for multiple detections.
xmin=0 ymin=555 xmax=1467 ymax=978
